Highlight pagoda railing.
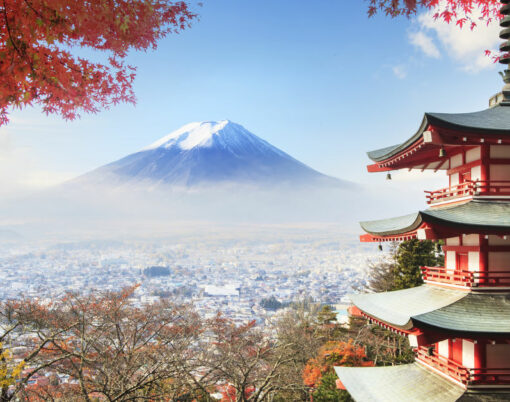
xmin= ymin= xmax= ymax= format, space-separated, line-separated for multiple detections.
xmin=416 ymin=347 xmax=469 ymax=384
xmin=416 ymin=347 xmax=510 ymax=387
xmin=425 ymin=181 xmax=475 ymax=204
xmin=421 ymin=266 xmax=510 ymax=288
xmin=469 ymin=368 xmax=510 ymax=386
xmin=425 ymin=180 xmax=510 ymax=205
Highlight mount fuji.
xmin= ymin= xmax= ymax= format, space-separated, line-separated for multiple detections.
xmin=78 ymin=120 xmax=346 ymax=189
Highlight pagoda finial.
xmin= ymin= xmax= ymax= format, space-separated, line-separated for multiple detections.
xmin=498 ymin=0 xmax=510 ymax=104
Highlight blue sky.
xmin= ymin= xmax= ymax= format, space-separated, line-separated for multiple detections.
xmin=0 ymin=0 xmax=503 ymax=194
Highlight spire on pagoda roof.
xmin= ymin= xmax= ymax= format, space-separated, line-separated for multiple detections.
xmin=498 ymin=0 xmax=510 ymax=105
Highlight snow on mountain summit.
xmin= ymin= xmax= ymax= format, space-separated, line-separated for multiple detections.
xmin=145 ymin=120 xmax=229 ymax=151
xmin=143 ymin=120 xmax=279 ymax=154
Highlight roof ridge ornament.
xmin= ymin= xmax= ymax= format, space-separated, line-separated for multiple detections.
xmin=496 ymin=0 xmax=510 ymax=106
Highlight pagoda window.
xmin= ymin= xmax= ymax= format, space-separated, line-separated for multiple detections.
xmin=450 ymin=172 xmax=460 ymax=188
xmin=463 ymin=234 xmax=479 ymax=246
xmin=486 ymin=344 xmax=510 ymax=370
xmin=462 ymin=340 xmax=475 ymax=369
xmin=488 ymin=235 xmax=510 ymax=246
xmin=488 ymin=252 xmax=510 ymax=271
xmin=471 ymin=165 xmax=482 ymax=181
xmin=466 ymin=147 xmax=481 ymax=164
xmin=446 ymin=236 xmax=460 ymax=246
xmin=437 ymin=339 xmax=449 ymax=359
xmin=490 ymin=145 xmax=510 ymax=159
xmin=450 ymin=154 xmax=463 ymax=169
xmin=446 ymin=251 xmax=456 ymax=271
xmin=467 ymin=252 xmax=479 ymax=271
xmin=488 ymin=165 xmax=510 ymax=197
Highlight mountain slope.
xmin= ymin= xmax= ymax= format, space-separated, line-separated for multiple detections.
xmin=78 ymin=120 xmax=346 ymax=188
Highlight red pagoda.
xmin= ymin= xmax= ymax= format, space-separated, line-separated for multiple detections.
xmin=335 ymin=2 xmax=510 ymax=400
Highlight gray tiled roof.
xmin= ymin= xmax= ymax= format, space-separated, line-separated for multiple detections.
xmin=367 ymin=105 xmax=510 ymax=162
xmin=335 ymin=363 xmax=465 ymax=402
xmin=350 ymin=285 xmax=467 ymax=329
xmin=414 ymin=293 xmax=510 ymax=333
xmin=351 ymin=285 xmax=510 ymax=333
xmin=422 ymin=201 xmax=510 ymax=230
xmin=360 ymin=212 xmax=422 ymax=236
xmin=360 ymin=201 xmax=510 ymax=236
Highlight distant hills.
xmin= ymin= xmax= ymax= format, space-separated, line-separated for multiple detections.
xmin=75 ymin=120 xmax=348 ymax=189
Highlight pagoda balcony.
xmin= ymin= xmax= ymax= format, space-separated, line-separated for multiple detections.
xmin=415 ymin=346 xmax=469 ymax=385
xmin=416 ymin=347 xmax=510 ymax=388
xmin=421 ymin=266 xmax=510 ymax=288
xmin=425 ymin=180 xmax=510 ymax=205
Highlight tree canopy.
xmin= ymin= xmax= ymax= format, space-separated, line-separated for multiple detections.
xmin=0 ymin=0 xmax=196 ymax=126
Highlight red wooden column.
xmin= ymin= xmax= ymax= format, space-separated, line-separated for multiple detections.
xmin=472 ymin=340 xmax=486 ymax=383
xmin=480 ymin=145 xmax=490 ymax=193
xmin=479 ymin=235 xmax=489 ymax=285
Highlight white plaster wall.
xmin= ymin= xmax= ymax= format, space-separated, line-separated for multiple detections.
xmin=462 ymin=340 xmax=475 ymax=369
xmin=438 ymin=340 xmax=449 ymax=358
xmin=463 ymin=234 xmax=480 ymax=246
xmin=466 ymin=147 xmax=481 ymax=163
xmin=486 ymin=344 xmax=510 ymax=368
xmin=471 ymin=165 xmax=482 ymax=181
xmin=468 ymin=252 xmax=480 ymax=272
xmin=446 ymin=237 xmax=460 ymax=246
xmin=446 ymin=251 xmax=456 ymax=271
xmin=490 ymin=145 xmax=510 ymax=159
xmin=450 ymin=173 xmax=460 ymax=187
xmin=450 ymin=154 xmax=463 ymax=169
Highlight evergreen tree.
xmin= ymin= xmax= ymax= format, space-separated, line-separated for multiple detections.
xmin=392 ymin=239 xmax=440 ymax=290
xmin=317 ymin=305 xmax=338 ymax=325
xmin=366 ymin=239 xmax=443 ymax=292
xmin=312 ymin=372 xmax=353 ymax=402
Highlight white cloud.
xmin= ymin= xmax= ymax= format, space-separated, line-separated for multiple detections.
xmin=408 ymin=31 xmax=441 ymax=58
xmin=410 ymin=2 xmax=500 ymax=72
xmin=392 ymin=65 xmax=408 ymax=79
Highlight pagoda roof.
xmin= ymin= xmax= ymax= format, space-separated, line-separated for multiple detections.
xmin=413 ymin=293 xmax=510 ymax=334
xmin=365 ymin=105 xmax=510 ymax=172
xmin=335 ymin=363 xmax=465 ymax=402
xmin=360 ymin=200 xmax=510 ymax=239
xmin=368 ymin=105 xmax=510 ymax=163
xmin=350 ymin=285 xmax=466 ymax=330
xmin=350 ymin=285 xmax=510 ymax=334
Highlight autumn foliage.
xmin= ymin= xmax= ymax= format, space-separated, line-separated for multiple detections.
xmin=369 ymin=0 xmax=501 ymax=29
xmin=303 ymin=340 xmax=373 ymax=389
xmin=0 ymin=0 xmax=196 ymax=126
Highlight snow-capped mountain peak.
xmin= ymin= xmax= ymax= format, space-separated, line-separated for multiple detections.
xmin=145 ymin=120 xmax=238 ymax=151
xmin=79 ymin=120 xmax=345 ymax=189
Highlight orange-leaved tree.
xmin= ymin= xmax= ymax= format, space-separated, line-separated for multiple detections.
xmin=0 ymin=0 xmax=197 ymax=126
xmin=368 ymin=0 xmax=500 ymax=28
xmin=303 ymin=340 xmax=373 ymax=401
